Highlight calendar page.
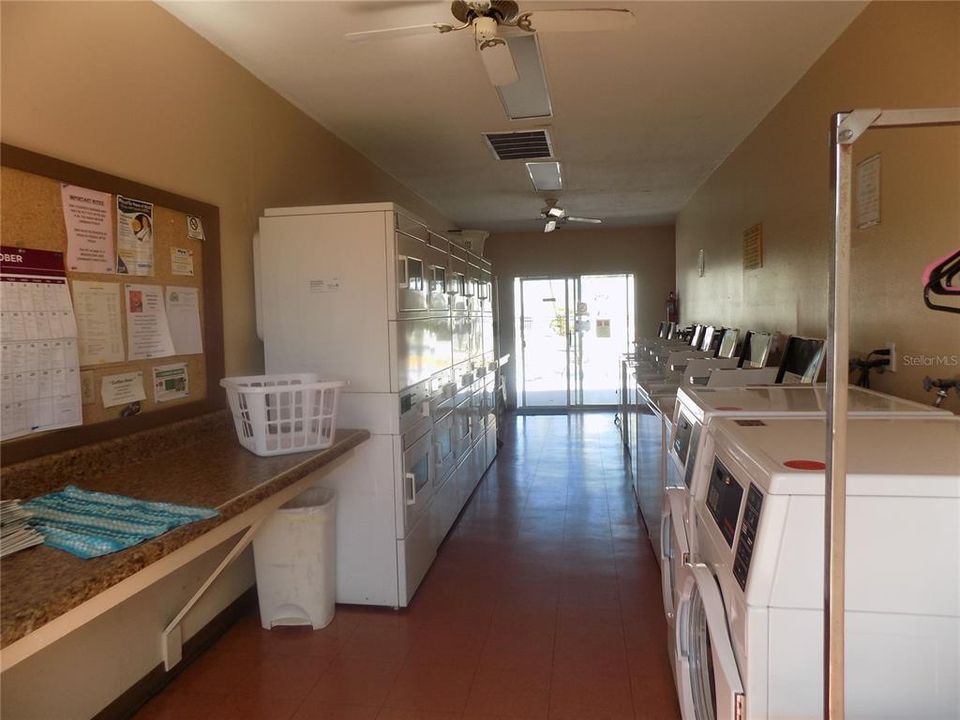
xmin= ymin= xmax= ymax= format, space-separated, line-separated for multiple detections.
xmin=1 ymin=246 xmax=82 ymax=440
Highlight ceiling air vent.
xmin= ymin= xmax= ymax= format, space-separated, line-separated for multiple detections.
xmin=482 ymin=129 xmax=553 ymax=161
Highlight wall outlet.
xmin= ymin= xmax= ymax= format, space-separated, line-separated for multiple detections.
xmin=885 ymin=341 xmax=897 ymax=373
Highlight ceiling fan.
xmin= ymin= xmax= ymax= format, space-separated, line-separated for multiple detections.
xmin=541 ymin=200 xmax=602 ymax=233
xmin=345 ymin=1 xmax=636 ymax=87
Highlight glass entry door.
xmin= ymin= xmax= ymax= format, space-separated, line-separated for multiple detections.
xmin=517 ymin=278 xmax=572 ymax=407
xmin=516 ymin=274 xmax=635 ymax=409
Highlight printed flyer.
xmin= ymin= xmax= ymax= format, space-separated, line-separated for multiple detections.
xmin=101 ymin=371 xmax=146 ymax=408
xmin=116 ymin=195 xmax=154 ymax=275
xmin=124 ymin=284 xmax=175 ymax=360
xmin=61 ymin=184 xmax=115 ymax=274
xmin=153 ymin=363 xmax=189 ymax=403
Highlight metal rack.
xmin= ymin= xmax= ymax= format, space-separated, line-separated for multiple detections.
xmin=826 ymin=106 xmax=960 ymax=719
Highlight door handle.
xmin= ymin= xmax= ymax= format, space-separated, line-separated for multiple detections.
xmin=660 ymin=516 xmax=671 ymax=563
xmin=675 ymin=594 xmax=688 ymax=658
xmin=405 ymin=472 xmax=417 ymax=506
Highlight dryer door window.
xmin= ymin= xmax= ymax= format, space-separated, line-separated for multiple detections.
xmin=689 ymin=588 xmax=718 ymax=720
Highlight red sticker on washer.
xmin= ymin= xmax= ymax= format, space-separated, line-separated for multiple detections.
xmin=716 ymin=406 xmax=743 ymax=411
xmin=784 ymin=459 xmax=827 ymax=471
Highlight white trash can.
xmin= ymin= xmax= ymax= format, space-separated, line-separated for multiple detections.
xmin=253 ymin=486 xmax=336 ymax=630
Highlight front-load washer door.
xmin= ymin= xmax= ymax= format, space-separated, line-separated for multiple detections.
xmin=661 ymin=488 xmax=691 ymax=620
xmin=676 ymin=564 xmax=744 ymax=720
xmin=663 ymin=488 xmax=694 ymax=695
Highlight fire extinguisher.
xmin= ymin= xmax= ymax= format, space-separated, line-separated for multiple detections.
xmin=666 ymin=291 xmax=678 ymax=324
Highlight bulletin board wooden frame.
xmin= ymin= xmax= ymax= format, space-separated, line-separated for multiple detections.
xmin=1 ymin=144 xmax=224 ymax=464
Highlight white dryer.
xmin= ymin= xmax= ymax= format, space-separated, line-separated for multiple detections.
xmin=660 ymin=385 xmax=950 ymax=627
xmin=674 ymin=416 xmax=960 ymax=720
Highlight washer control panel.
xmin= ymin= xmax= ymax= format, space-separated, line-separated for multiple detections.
xmin=733 ymin=483 xmax=763 ymax=590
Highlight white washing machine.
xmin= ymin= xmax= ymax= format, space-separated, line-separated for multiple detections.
xmin=660 ymin=385 xmax=952 ymax=680
xmin=673 ymin=416 xmax=960 ymax=720
xmin=632 ymin=390 xmax=682 ymax=560
xmin=663 ymin=385 xmax=951 ymax=571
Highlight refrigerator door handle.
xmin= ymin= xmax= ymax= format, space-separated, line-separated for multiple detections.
xmin=405 ymin=472 xmax=417 ymax=506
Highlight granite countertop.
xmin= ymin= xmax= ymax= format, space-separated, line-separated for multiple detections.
xmin=0 ymin=413 xmax=369 ymax=648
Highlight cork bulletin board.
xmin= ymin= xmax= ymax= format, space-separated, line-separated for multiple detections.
xmin=0 ymin=145 xmax=224 ymax=464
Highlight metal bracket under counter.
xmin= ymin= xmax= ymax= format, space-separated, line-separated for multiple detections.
xmin=0 ymin=448 xmax=357 ymax=674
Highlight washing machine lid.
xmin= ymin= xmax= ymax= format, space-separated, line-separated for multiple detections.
xmin=678 ymin=385 xmax=951 ymax=419
xmin=640 ymin=389 xmax=677 ymax=416
xmin=712 ymin=416 xmax=960 ymax=496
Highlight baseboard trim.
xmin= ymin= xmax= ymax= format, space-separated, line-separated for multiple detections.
xmin=93 ymin=587 xmax=258 ymax=720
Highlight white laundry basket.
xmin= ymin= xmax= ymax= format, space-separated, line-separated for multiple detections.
xmin=253 ymin=486 xmax=337 ymax=630
xmin=220 ymin=374 xmax=343 ymax=456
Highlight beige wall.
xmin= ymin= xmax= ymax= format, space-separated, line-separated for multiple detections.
xmin=485 ymin=225 xmax=676 ymax=407
xmin=676 ymin=1 xmax=960 ymax=407
xmin=0 ymin=3 xmax=450 ymax=716
xmin=0 ymin=0 xmax=452 ymax=377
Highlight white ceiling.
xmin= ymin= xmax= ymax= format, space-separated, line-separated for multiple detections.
xmin=160 ymin=1 xmax=865 ymax=233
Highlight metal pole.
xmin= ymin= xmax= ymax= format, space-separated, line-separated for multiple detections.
xmin=519 ymin=280 xmax=527 ymax=408
xmin=823 ymin=106 xmax=958 ymax=720
xmin=826 ymin=112 xmax=852 ymax=720
xmin=565 ymin=278 xmax=571 ymax=406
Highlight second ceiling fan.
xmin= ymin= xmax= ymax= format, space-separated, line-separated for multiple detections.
xmin=541 ymin=201 xmax=602 ymax=233
xmin=346 ymin=1 xmax=636 ymax=87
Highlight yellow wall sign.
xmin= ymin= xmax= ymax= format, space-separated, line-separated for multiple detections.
xmin=743 ymin=223 xmax=763 ymax=270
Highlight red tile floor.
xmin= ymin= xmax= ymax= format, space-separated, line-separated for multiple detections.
xmin=135 ymin=413 xmax=680 ymax=720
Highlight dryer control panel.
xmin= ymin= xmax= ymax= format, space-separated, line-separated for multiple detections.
xmin=733 ymin=484 xmax=763 ymax=590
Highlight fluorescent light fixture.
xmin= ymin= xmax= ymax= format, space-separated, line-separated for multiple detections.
xmin=496 ymin=34 xmax=552 ymax=120
xmin=526 ymin=161 xmax=563 ymax=192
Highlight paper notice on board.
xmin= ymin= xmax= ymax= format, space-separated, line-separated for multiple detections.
xmin=61 ymin=184 xmax=116 ymax=274
xmin=71 ymin=280 xmax=125 ymax=365
xmin=125 ymin=284 xmax=175 ymax=360
xmin=186 ymin=215 xmax=205 ymax=241
xmin=101 ymin=370 xmax=146 ymax=408
xmin=116 ymin=196 xmax=154 ymax=275
xmin=153 ymin=362 xmax=189 ymax=402
xmin=165 ymin=286 xmax=203 ymax=355
xmin=170 ymin=247 xmax=194 ymax=276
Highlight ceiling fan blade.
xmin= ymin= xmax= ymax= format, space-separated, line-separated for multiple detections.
xmin=544 ymin=207 xmax=564 ymax=219
xmin=479 ymin=38 xmax=519 ymax=86
xmin=345 ymin=23 xmax=454 ymax=42
xmin=544 ymin=219 xmax=557 ymax=233
xmin=567 ymin=216 xmax=603 ymax=224
xmin=521 ymin=9 xmax=636 ymax=33
xmin=350 ymin=1 xmax=442 ymax=12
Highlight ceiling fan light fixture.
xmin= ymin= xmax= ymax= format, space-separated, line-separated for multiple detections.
xmin=525 ymin=161 xmax=562 ymax=192
xmin=473 ymin=15 xmax=499 ymax=42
